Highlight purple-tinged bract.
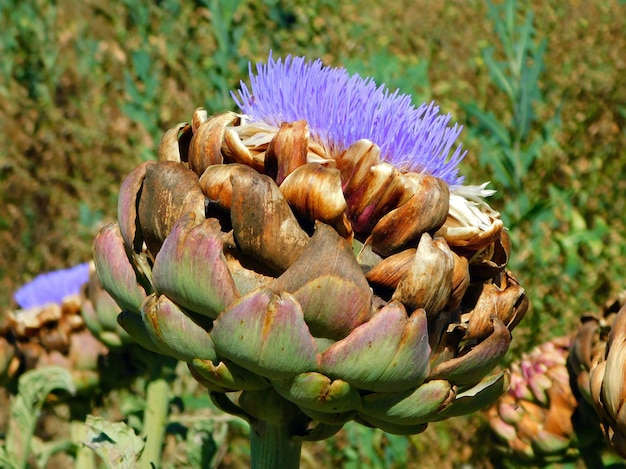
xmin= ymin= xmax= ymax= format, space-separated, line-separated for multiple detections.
xmin=232 ymin=54 xmax=466 ymax=186
xmin=14 ymin=262 xmax=90 ymax=309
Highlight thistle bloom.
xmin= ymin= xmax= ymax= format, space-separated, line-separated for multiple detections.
xmin=13 ymin=262 xmax=90 ymax=309
xmin=2 ymin=263 xmax=107 ymax=391
xmin=232 ymin=54 xmax=466 ymax=186
xmin=94 ymin=53 xmax=527 ymax=468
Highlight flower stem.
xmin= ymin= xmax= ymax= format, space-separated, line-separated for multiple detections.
xmin=138 ymin=377 xmax=169 ymax=469
xmin=239 ymin=388 xmax=307 ymax=469
xmin=249 ymin=418 xmax=303 ymax=469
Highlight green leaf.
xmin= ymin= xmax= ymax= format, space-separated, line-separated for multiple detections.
xmin=482 ymin=47 xmax=515 ymax=103
xmin=84 ymin=415 xmax=145 ymax=469
xmin=4 ymin=367 xmax=75 ymax=469
xmin=462 ymin=102 xmax=511 ymax=147
xmin=31 ymin=438 xmax=78 ymax=469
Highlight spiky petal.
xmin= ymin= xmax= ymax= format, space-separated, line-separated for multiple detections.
xmin=232 ymin=54 xmax=466 ymax=186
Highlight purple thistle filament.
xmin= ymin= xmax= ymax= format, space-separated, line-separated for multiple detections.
xmin=14 ymin=262 xmax=90 ymax=309
xmin=232 ymin=54 xmax=466 ymax=186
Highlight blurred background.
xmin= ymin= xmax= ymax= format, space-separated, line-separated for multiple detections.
xmin=0 ymin=0 xmax=625 ymax=467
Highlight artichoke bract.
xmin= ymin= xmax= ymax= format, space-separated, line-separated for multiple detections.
xmin=569 ymin=292 xmax=626 ymax=459
xmin=94 ymin=54 xmax=528 ymax=467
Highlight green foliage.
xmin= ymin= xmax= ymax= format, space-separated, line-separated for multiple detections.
xmin=0 ymin=367 xmax=75 ymax=469
xmin=463 ymin=0 xmax=551 ymax=226
xmin=84 ymin=415 xmax=145 ymax=469
xmin=459 ymin=0 xmax=626 ymax=347
xmin=326 ymin=422 xmax=410 ymax=469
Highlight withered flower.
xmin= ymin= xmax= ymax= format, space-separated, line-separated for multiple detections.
xmin=94 ymin=54 xmax=528 ymax=467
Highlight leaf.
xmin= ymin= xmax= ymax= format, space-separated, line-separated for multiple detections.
xmin=482 ymin=47 xmax=515 ymax=103
xmin=4 ymin=367 xmax=75 ymax=469
xmin=462 ymin=102 xmax=511 ymax=147
xmin=84 ymin=415 xmax=145 ymax=469
xmin=31 ymin=438 xmax=78 ymax=469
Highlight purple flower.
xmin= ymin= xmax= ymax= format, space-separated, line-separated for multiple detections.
xmin=14 ymin=263 xmax=90 ymax=309
xmin=232 ymin=53 xmax=466 ymax=186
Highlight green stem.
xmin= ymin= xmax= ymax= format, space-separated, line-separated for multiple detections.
xmin=580 ymin=450 xmax=604 ymax=469
xmin=238 ymin=389 xmax=307 ymax=469
xmin=249 ymin=418 xmax=302 ymax=469
xmin=138 ymin=377 xmax=169 ymax=469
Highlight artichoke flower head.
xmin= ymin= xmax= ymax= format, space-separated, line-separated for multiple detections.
xmin=94 ymin=53 xmax=528 ymax=463
xmin=488 ymin=336 xmax=584 ymax=464
xmin=2 ymin=263 xmax=107 ymax=391
xmin=13 ymin=263 xmax=90 ymax=310
xmin=569 ymin=292 xmax=626 ymax=459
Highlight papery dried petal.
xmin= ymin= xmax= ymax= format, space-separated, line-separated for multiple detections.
xmin=188 ymin=112 xmax=238 ymax=175
xmin=337 ymin=144 xmax=410 ymax=233
xmin=336 ymin=139 xmax=381 ymax=193
xmin=117 ymin=161 xmax=155 ymax=252
xmin=429 ymin=317 xmax=511 ymax=386
xmin=158 ymin=122 xmax=191 ymax=162
xmin=199 ymin=163 xmax=244 ymax=211
xmin=370 ymin=175 xmax=449 ymax=256
xmin=392 ymin=234 xmax=454 ymax=317
xmin=279 ymin=163 xmax=349 ymax=236
xmin=191 ymin=107 xmax=208 ymax=132
xmin=461 ymin=272 xmax=529 ymax=341
xmin=436 ymin=191 xmax=503 ymax=254
xmin=601 ymin=306 xmax=626 ymax=408
xmin=265 ymin=120 xmax=309 ymax=185
xmin=223 ymin=127 xmax=260 ymax=169
xmin=230 ymin=166 xmax=309 ymax=273
xmin=365 ymin=248 xmax=415 ymax=291
xmin=138 ymin=161 xmax=206 ymax=256
xmin=447 ymin=251 xmax=470 ymax=311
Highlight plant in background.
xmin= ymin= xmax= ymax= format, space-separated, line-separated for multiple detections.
xmin=0 ymin=367 xmax=76 ymax=469
xmin=1 ymin=263 xmax=182 ymax=468
xmin=461 ymin=0 xmax=612 ymax=344
xmin=487 ymin=335 xmax=609 ymax=467
xmin=462 ymin=0 xmax=550 ymax=226
xmin=94 ymin=53 xmax=528 ymax=467
xmin=2 ymin=263 xmax=106 ymax=392
xmin=0 ymin=266 xmax=94 ymax=468
xmin=569 ymin=292 xmax=626 ymax=461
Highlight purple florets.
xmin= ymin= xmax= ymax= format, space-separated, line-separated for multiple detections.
xmin=14 ymin=262 xmax=90 ymax=309
xmin=232 ymin=54 xmax=466 ymax=186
